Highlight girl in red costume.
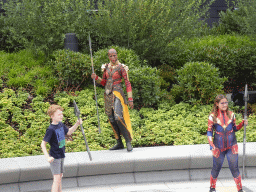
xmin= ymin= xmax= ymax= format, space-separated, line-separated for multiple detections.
xmin=207 ymin=94 xmax=248 ymax=192
xmin=91 ymin=49 xmax=133 ymax=152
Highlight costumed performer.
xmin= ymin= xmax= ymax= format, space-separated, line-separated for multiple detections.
xmin=207 ymin=94 xmax=248 ymax=192
xmin=91 ymin=48 xmax=133 ymax=152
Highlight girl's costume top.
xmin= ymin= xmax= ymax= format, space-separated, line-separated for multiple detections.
xmin=207 ymin=110 xmax=244 ymax=152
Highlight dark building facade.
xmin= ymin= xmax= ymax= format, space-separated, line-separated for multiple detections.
xmin=0 ymin=0 xmax=7 ymax=15
xmin=206 ymin=0 xmax=235 ymax=26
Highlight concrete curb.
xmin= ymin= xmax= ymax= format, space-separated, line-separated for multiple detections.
xmin=1 ymin=143 xmax=256 ymax=192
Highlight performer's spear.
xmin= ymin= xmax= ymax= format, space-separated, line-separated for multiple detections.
xmin=242 ymin=84 xmax=248 ymax=179
xmin=73 ymin=100 xmax=92 ymax=161
xmin=88 ymin=34 xmax=101 ymax=134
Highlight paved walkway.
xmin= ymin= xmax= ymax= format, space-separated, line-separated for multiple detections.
xmin=62 ymin=178 xmax=256 ymax=192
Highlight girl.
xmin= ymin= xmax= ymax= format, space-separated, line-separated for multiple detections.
xmin=207 ymin=94 xmax=248 ymax=192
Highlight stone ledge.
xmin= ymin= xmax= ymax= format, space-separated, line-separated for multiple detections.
xmin=0 ymin=143 xmax=256 ymax=191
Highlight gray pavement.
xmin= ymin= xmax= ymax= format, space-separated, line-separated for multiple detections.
xmin=62 ymin=178 xmax=256 ymax=192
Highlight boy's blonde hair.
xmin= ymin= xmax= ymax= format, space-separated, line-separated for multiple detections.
xmin=47 ymin=105 xmax=64 ymax=117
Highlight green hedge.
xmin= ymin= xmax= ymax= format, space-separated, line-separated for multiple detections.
xmin=215 ymin=1 xmax=256 ymax=36
xmin=1 ymin=87 xmax=256 ymax=158
xmin=0 ymin=47 xmax=161 ymax=107
xmin=129 ymin=66 xmax=160 ymax=109
xmin=172 ymin=61 xmax=227 ymax=105
xmin=0 ymin=0 xmax=211 ymax=65
xmin=166 ymin=35 xmax=256 ymax=86
xmin=0 ymin=0 xmax=94 ymax=54
xmin=49 ymin=49 xmax=92 ymax=90
xmin=0 ymin=50 xmax=58 ymax=96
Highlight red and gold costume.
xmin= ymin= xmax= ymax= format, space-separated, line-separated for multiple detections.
xmin=94 ymin=60 xmax=133 ymax=151
xmin=207 ymin=109 xmax=244 ymax=192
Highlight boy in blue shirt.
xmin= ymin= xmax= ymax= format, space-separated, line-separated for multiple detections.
xmin=41 ymin=104 xmax=82 ymax=192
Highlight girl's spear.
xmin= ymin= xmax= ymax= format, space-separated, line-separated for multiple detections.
xmin=242 ymin=84 xmax=248 ymax=179
xmin=89 ymin=34 xmax=101 ymax=134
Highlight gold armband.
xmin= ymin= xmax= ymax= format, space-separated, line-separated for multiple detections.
xmin=127 ymin=91 xmax=133 ymax=99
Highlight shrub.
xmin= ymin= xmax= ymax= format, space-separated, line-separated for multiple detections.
xmin=217 ymin=8 xmax=247 ymax=34
xmin=166 ymin=35 xmax=256 ymax=87
xmin=49 ymin=49 xmax=92 ymax=92
xmin=157 ymin=90 xmax=176 ymax=111
xmin=92 ymin=0 xmax=212 ymax=65
xmin=1 ymin=87 xmax=256 ymax=159
xmin=0 ymin=50 xmax=58 ymax=96
xmin=169 ymin=84 xmax=183 ymax=103
xmin=137 ymin=103 xmax=210 ymax=146
xmin=215 ymin=1 xmax=256 ymax=36
xmin=157 ymin=64 xmax=177 ymax=109
xmin=129 ymin=66 xmax=160 ymax=109
xmin=0 ymin=0 xmax=94 ymax=55
xmin=173 ymin=61 xmax=227 ymax=104
xmin=0 ymin=0 xmax=212 ymax=65
xmin=158 ymin=64 xmax=176 ymax=90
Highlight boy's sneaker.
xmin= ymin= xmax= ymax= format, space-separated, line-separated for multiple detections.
xmin=209 ymin=188 xmax=216 ymax=192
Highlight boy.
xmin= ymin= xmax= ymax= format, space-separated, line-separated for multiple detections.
xmin=41 ymin=104 xmax=82 ymax=192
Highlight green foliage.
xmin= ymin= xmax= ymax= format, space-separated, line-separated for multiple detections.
xmin=169 ymin=84 xmax=183 ymax=103
xmin=129 ymin=66 xmax=160 ymax=109
xmin=217 ymin=8 xmax=247 ymax=34
xmin=244 ymin=114 xmax=256 ymax=142
xmin=173 ymin=62 xmax=227 ymax=104
xmin=166 ymin=34 xmax=256 ymax=85
xmin=94 ymin=0 xmax=212 ymax=64
xmin=92 ymin=0 xmax=212 ymax=64
xmin=1 ymin=87 xmax=256 ymax=158
xmin=157 ymin=90 xmax=176 ymax=111
xmin=0 ymin=0 xmax=94 ymax=55
xmin=137 ymin=103 xmax=210 ymax=146
xmin=49 ymin=49 xmax=92 ymax=91
xmin=0 ymin=49 xmax=58 ymax=96
xmin=0 ymin=88 xmax=49 ymax=158
xmin=158 ymin=64 xmax=176 ymax=90
xmin=0 ymin=47 xmax=161 ymax=107
xmin=0 ymin=0 xmax=212 ymax=65
xmin=2 ymin=0 xmax=256 ymax=159
xmin=156 ymin=64 xmax=177 ymax=109
xmin=214 ymin=0 xmax=256 ymax=35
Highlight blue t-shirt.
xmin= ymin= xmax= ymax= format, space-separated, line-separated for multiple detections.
xmin=43 ymin=122 xmax=69 ymax=159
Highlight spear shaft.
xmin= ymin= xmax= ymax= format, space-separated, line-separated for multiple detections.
xmin=242 ymin=84 xmax=248 ymax=179
xmin=89 ymin=34 xmax=101 ymax=134
xmin=73 ymin=100 xmax=92 ymax=161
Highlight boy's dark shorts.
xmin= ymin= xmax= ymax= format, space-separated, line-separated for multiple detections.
xmin=50 ymin=158 xmax=64 ymax=175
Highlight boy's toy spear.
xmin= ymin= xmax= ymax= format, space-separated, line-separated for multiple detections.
xmin=242 ymin=84 xmax=248 ymax=179
xmin=73 ymin=100 xmax=92 ymax=161
xmin=89 ymin=34 xmax=101 ymax=134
